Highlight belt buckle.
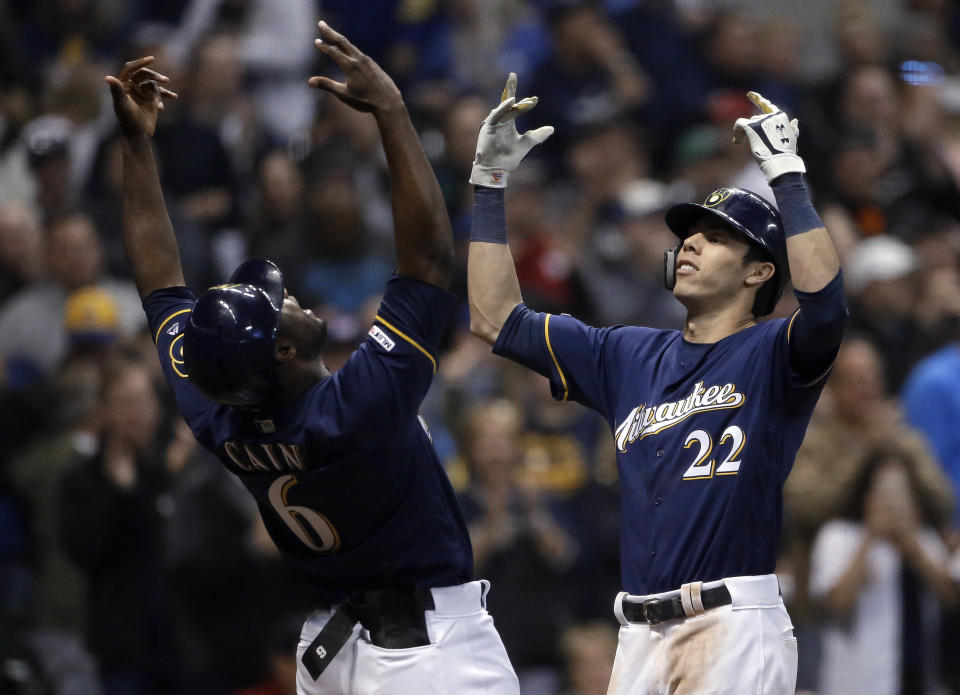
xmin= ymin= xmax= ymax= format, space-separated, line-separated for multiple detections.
xmin=641 ymin=597 xmax=666 ymax=625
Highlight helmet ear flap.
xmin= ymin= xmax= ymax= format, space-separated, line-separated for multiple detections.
xmin=664 ymin=244 xmax=680 ymax=290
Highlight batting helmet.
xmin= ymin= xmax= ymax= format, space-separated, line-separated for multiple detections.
xmin=182 ymin=259 xmax=285 ymax=407
xmin=663 ymin=186 xmax=788 ymax=316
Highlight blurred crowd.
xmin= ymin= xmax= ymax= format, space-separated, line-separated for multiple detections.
xmin=2 ymin=0 xmax=960 ymax=694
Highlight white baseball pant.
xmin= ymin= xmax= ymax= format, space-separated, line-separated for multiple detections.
xmin=296 ymin=580 xmax=520 ymax=695
xmin=607 ymin=574 xmax=797 ymax=695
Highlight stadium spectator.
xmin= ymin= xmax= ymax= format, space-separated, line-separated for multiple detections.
xmin=810 ymin=447 xmax=959 ymax=695
xmin=0 ymin=201 xmax=45 ymax=303
xmin=0 ymin=213 xmax=143 ymax=378
xmin=785 ymin=336 xmax=954 ymax=619
xmin=58 ymin=358 xmax=179 ymax=695
xmin=457 ymin=398 xmax=578 ymax=695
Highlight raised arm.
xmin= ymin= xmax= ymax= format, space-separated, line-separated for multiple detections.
xmin=308 ymin=21 xmax=452 ymax=289
xmin=467 ymin=74 xmax=554 ymax=345
xmin=105 ymin=58 xmax=185 ymax=298
xmin=733 ymin=92 xmax=840 ymax=292
xmin=734 ymin=92 xmax=846 ymax=381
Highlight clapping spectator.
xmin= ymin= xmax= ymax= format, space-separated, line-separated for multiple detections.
xmin=811 ymin=448 xmax=959 ymax=695
xmin=59 ymin=359 xmax=179 ymax=695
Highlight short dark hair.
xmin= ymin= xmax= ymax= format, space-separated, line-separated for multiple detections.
xmin=742 ymin=243 xmax=778 ymax=317
xmin=841 ymin=447 xmax=941 ymax=527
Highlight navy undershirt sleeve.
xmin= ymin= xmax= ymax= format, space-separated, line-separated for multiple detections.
xmin=771 ymin=173 xmax=824 ymax=238
xmin=787 ymin=271 xmax=847 ymax=384
xmin=470 ymin=187 xmax=508 ymax=244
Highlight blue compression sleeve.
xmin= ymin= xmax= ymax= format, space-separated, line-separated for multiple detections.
xmin=771 ymin=173 xmax=824 ymax=238
xmin=470 ymin=187 xmax=507 ymax=244
xmin=788 ymin=271 xmax=847 ymax=384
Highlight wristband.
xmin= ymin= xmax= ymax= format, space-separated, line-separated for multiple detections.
xmin=771 ymin=173 xmax=824 ymax=238
xmin=469 ymin=187 xmax=507 ymax=244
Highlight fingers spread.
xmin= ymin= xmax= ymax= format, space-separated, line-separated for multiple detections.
xmin=746 ymin=91 xmax=777 ymax=114
xmin=308 ymin=75 xmax=347 ymax=97
xmin=487 ymin=97 xmax=516 ymax=125
xmin=523 ymin=125 xmax=554 ymax=145
xmin=314 ymin=38 xmax=350 ymax=68
xmin=122 ymin=56 xmax=155 ymax=72
xmin=132 ymin=67 xmax=170 ymax=83
xmin=512 ymin=96 xmax=538 ymax=114
xmin=501 ymin=73 xmax=517 ymax=103
xmin=317 ymin=21 xmax=359 ymax=58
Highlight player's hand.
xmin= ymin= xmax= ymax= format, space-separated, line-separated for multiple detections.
xmin=732 ymin=91 xmax=805 ymax=183
xmin=308 ymin=21 xmax=403 ymax=115
xmin=105 ymin=57 xmax=178 ymax=138
xmin=469 ymin=73 xmax=554 ymax=188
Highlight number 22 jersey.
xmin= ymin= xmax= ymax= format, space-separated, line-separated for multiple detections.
xmin=494 ymin=303 xmax=835 ymax=596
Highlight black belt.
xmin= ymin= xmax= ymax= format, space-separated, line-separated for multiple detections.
xmin=622 ymin=584 xmax=731 ymax=625
xmin=302 ymin=586 xmax=435 ymax=680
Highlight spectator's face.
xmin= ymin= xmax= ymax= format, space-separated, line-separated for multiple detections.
xmin=193 ymin=35 xmax=243 ymax=105
xmin=0 ymin=201 xmax=45 ymax=283
xmin=103 ymin=364 xmax=161 ymax=451
xmin=829 ymin=340 xmax=885 ymax=422
xmin=707 ymin=13 xmax=759 ymax=77
xmin=260 ymin=152 xmax=304 ymax=221
xmin=568 ymin=127 xmax=646 ymax=200
xmin=31 ymin=155 xmax=72 ymax=200
xmin=830 ymin=145 xmax=885 ymax=202
xmin=841 ymin=67 xmax=899 ymax=131
xmin=466 ymin=408 xmax=521 ymax=483
xmin=864 ymin=459 xmax=920 ymax=526
xmin=758 ymin=18 xmax=802 ymax=81
xmin=445 ymin=96 xmax=490 ymax=170
xmin=307 ymin=175 xmax=364 ymax=256
xmin=47 ymin=216 xmax=103 ymax=290
xmin=835 ymin=3 xmax=884 ymax=65
xmin=553 ymin=6 xmax=607 ymax=64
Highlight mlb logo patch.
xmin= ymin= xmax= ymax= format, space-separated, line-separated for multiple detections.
xmin=167 ymin=322 xmax=180 ymax=336
xmin=369 ymin=325 xmax=396 ymax=351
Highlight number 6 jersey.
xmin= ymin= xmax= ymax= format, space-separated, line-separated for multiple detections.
xmin=144 ymin=276 xmax=472 ymax=604
xmin=493 ymin=274 xmax=845 ymax=596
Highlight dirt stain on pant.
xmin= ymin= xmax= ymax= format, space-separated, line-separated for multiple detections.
xmin=661 ymin=612 xmax=726 ymax=694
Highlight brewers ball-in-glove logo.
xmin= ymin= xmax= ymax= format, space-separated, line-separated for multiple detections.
xmin=704 ymin=188 xmax=733 ymax=207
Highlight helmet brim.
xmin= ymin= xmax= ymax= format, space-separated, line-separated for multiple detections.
xmin=665 ymin=202 xmax=768 ymax=253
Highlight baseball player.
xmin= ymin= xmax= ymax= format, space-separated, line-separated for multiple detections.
xmin=467 ymin=75 xmax=847 ymax=694
xmin=106 ymin=22 xmax=519 ymax=695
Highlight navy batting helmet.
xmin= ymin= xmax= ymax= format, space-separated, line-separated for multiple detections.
xmin=663 ymin=186 xmax=788 ymax=316
xmin=182 ymin=259 xmax=285 ymax=407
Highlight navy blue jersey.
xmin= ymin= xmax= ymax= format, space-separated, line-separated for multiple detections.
xmin=494 ymin=307 xmax=831 ymax=595
xmin=144 ymin=276 xmax=472 ymax=604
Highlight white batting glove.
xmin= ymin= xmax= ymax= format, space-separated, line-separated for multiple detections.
xmin=733 ymin=91 xmax=805 ymax=183
xmin=469 ymin=73 xmax=554 ymax=188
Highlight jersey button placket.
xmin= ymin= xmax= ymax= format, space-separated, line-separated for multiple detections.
xmin=656 ymin=449 xmax=664 ymax=457
xmin=653 ymin=495 xmax=662 ymax=505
